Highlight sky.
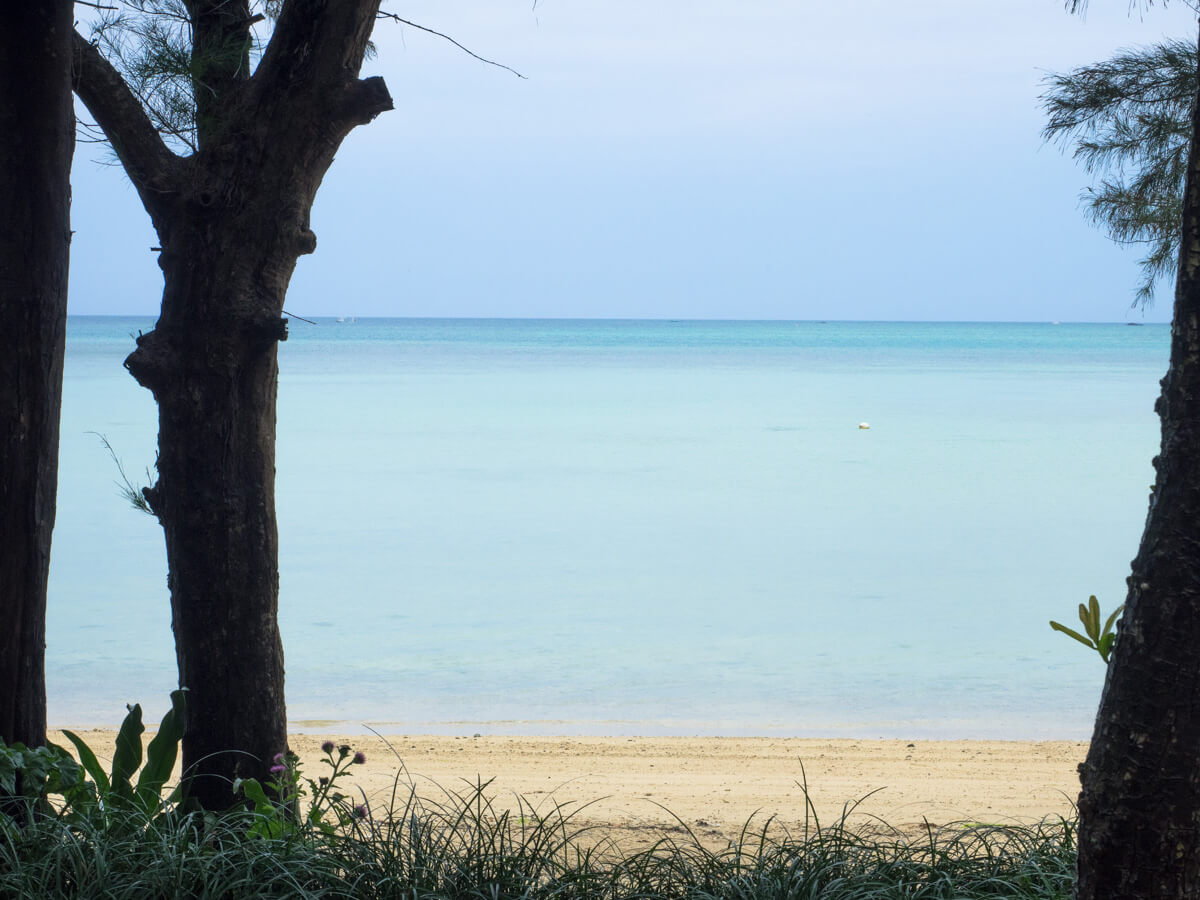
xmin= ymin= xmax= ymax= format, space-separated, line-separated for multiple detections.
xmin=68 ymin=1 xmax=1200 ymax=322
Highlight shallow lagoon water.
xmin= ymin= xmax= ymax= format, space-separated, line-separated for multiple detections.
xmin=48 ymin=318 xmax=1168 ymax=738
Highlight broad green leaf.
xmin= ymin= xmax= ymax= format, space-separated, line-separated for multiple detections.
xmin=47 ymin=742 xmax=95 ymax=814
xmin=135 ymin=688 xmax=187 ymax=812
xmin=238 ymin=776 xmax=277 ymax=816
xmin=61 ymin=730 xmax=111 ymax=796
xmin=110 ymin=704 xmax=146 ymax=802
xmin=239 ymin=777 xmax=269 ymax=805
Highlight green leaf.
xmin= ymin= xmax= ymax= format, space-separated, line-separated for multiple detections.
xmin=44 ymin=743 xmax=80 ymax=779
xmin=1102 ymin=604 xmax=1125 ymax=639
xmin=61 ymin=730 xmax=111 ymax=797
xmin=46 ymin=742 xmax=95 ymax=815
xmin=239 ymin=777 xmax=269 ymax=806
xmin=1050 ymin=620 xmax=1097 ymax=649
xmin=1087 ymin=595 xmax=1102 ymax=641
xmin=0 ymin=748 xmax=19 ymax=796
xmin=238 ymin=776 xmax=278 ymax=817
xmin=110 ymin=704 xmax=146 ymax=802
xmin=1098 ymin=632 xmax=1116 ymax=662
xmin=135 ymin=689 xmax=187 ymax=812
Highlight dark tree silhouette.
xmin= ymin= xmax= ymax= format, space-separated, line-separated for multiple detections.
xmin=71 ymin=0 xmax=393 ymax=809
xmin=1072 ymin=11 xmax=1200 ymax=899
xmin=0 ymin=1 xmax=74 ymax=754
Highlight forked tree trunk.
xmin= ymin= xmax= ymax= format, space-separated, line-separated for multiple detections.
xmin=1076 ymin=22 xmax=1200 ymax=900
xmin=73 ymin=0 xmax=391 ymax=810
xmin=0 ymin=0 xmax=74 ymax=752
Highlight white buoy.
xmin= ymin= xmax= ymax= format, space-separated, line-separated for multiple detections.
xmin=858 ymin=422 xmax=870 ymax=430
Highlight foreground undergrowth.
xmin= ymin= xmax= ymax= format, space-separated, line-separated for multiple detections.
xmin=0 ymin=703 xmax=1076 ymax=898
xmin=0 ymin=784 xmax=1076 ymax=899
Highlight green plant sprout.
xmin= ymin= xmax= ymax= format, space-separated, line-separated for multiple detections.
xmin=59 ymin=688 xmax=188 ymax=819
xmin=235 ymin=740 xmax=369 ymax=840
xmin=88 ymin=431 xmax=154 ymax=516
xmin=1050 ymin=595 xmax=1124 ymax=663
xmin=0 ymin=689 xmax=187 ymax=831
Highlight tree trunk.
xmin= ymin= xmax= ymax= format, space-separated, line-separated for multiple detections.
xmin=73 ymin=0 xmax=392 ymax=809
xmin=127 ymin=233 xmax=291 ymax=810
xmin=1076 ymin=22 xmax=1200 ymax=900
xmin=0 ymin=1 xmax=74 ymax=751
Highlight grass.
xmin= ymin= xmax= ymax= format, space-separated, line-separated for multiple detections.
xmin=0 ymin=775 xmax=1077 ymax=900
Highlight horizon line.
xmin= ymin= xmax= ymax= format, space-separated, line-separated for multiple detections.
xmin=65 ymin=314 xmax=1170 ymax=326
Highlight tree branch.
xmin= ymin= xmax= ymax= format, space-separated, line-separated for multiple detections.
xmin=71 ymin=29 xmax=183 ymax=222
xmin=189 ymin=0 xmax=255 ymax=146
xmin=376 ymin=11 xmax=526 ymax=79
xmin=246 ymin=0 xmax=392 ymax=144
xmin=253 ymin=0 xmax=382 ymax=90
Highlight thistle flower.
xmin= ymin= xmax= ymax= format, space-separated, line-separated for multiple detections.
xmin=269 ymin=764 xmax=287 ymax=775
xmin=353 ymin=750 xmax=366 ymax=765
xmin=338 ymin=744 xmax=351 ymax=757
xmin=321 ymin=740 xmax=335 ymax=754
xmin=353 ymin=804 xmax=368 ymax=819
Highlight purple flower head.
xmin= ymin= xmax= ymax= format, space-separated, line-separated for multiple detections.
xmin=353 ymin=804 xmax=368 ymax=819
xmin=321 ymin=740 xmax=336 ymax=754
xmin=273 ymin=752 xmax=286 ymax=765
xmin=353 ymin=751 xmax=366 ymax=765
xmin=338 ymin=744 xmax=351 ymax=758
xmin=269 ymin=764 xmax=287 ymax=776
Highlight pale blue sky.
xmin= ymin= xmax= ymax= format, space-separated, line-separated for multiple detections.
xmin=69 ymin=1 xmax=1200 ymax=321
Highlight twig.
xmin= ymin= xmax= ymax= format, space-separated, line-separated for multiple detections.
xmin=376 ymin=12 xmax=526 ymax=79
xmin=87 ymin=431 xmax=155 ymax=516
xmin=282 ymin=308 xmax=317 ymax=325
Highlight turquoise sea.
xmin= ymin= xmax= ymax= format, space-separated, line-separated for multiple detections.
xmin=49 ymin=318 xmax=1169 ymax=739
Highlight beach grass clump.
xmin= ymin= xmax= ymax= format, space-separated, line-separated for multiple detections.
xmin=0 ymin=725 xmax=1076 ymax=899
xmin=0 ymin=808 xmax=341 ymax=899
xmin=0 ymin=774 xmax=1076 ymax=899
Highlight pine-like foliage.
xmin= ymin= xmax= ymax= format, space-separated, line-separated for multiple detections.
xmin=83 ymin=1 xmax=288 ymax=153
xmin=1042 ymin=39 xmax=1196 ymax=305
xmin=88 ymin=0 xmax=203 ymax=152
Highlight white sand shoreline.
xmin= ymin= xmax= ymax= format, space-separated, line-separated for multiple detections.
xmin=50 ymin=732 xmax=1087 ymax=842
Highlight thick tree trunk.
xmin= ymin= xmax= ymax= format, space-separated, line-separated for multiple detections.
xmin=127 ymin=236 xmax=291 ymax=810
xmin=73 ymin=0 xmax=392 ymax=810
xmin=1076 ymin=22 xmax=1200 ymax=900
xmin=0 ymin=1 xmax=74 ymax=751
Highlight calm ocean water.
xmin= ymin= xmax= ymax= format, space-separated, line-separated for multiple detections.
xmin=49 ymin=317 xmax=1169 ymax=739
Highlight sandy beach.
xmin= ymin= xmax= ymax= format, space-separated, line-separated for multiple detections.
xmin=52 ymin=732 xmax=1085 ymax=845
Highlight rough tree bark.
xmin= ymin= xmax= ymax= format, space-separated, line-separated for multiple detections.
xmin=72 ymin=0 xmax=392 ymax=809
xmin=0 ymin=1 xmax=74 ymax=752
xmin=1076 ymin=21 xmax=1200 ymax=900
